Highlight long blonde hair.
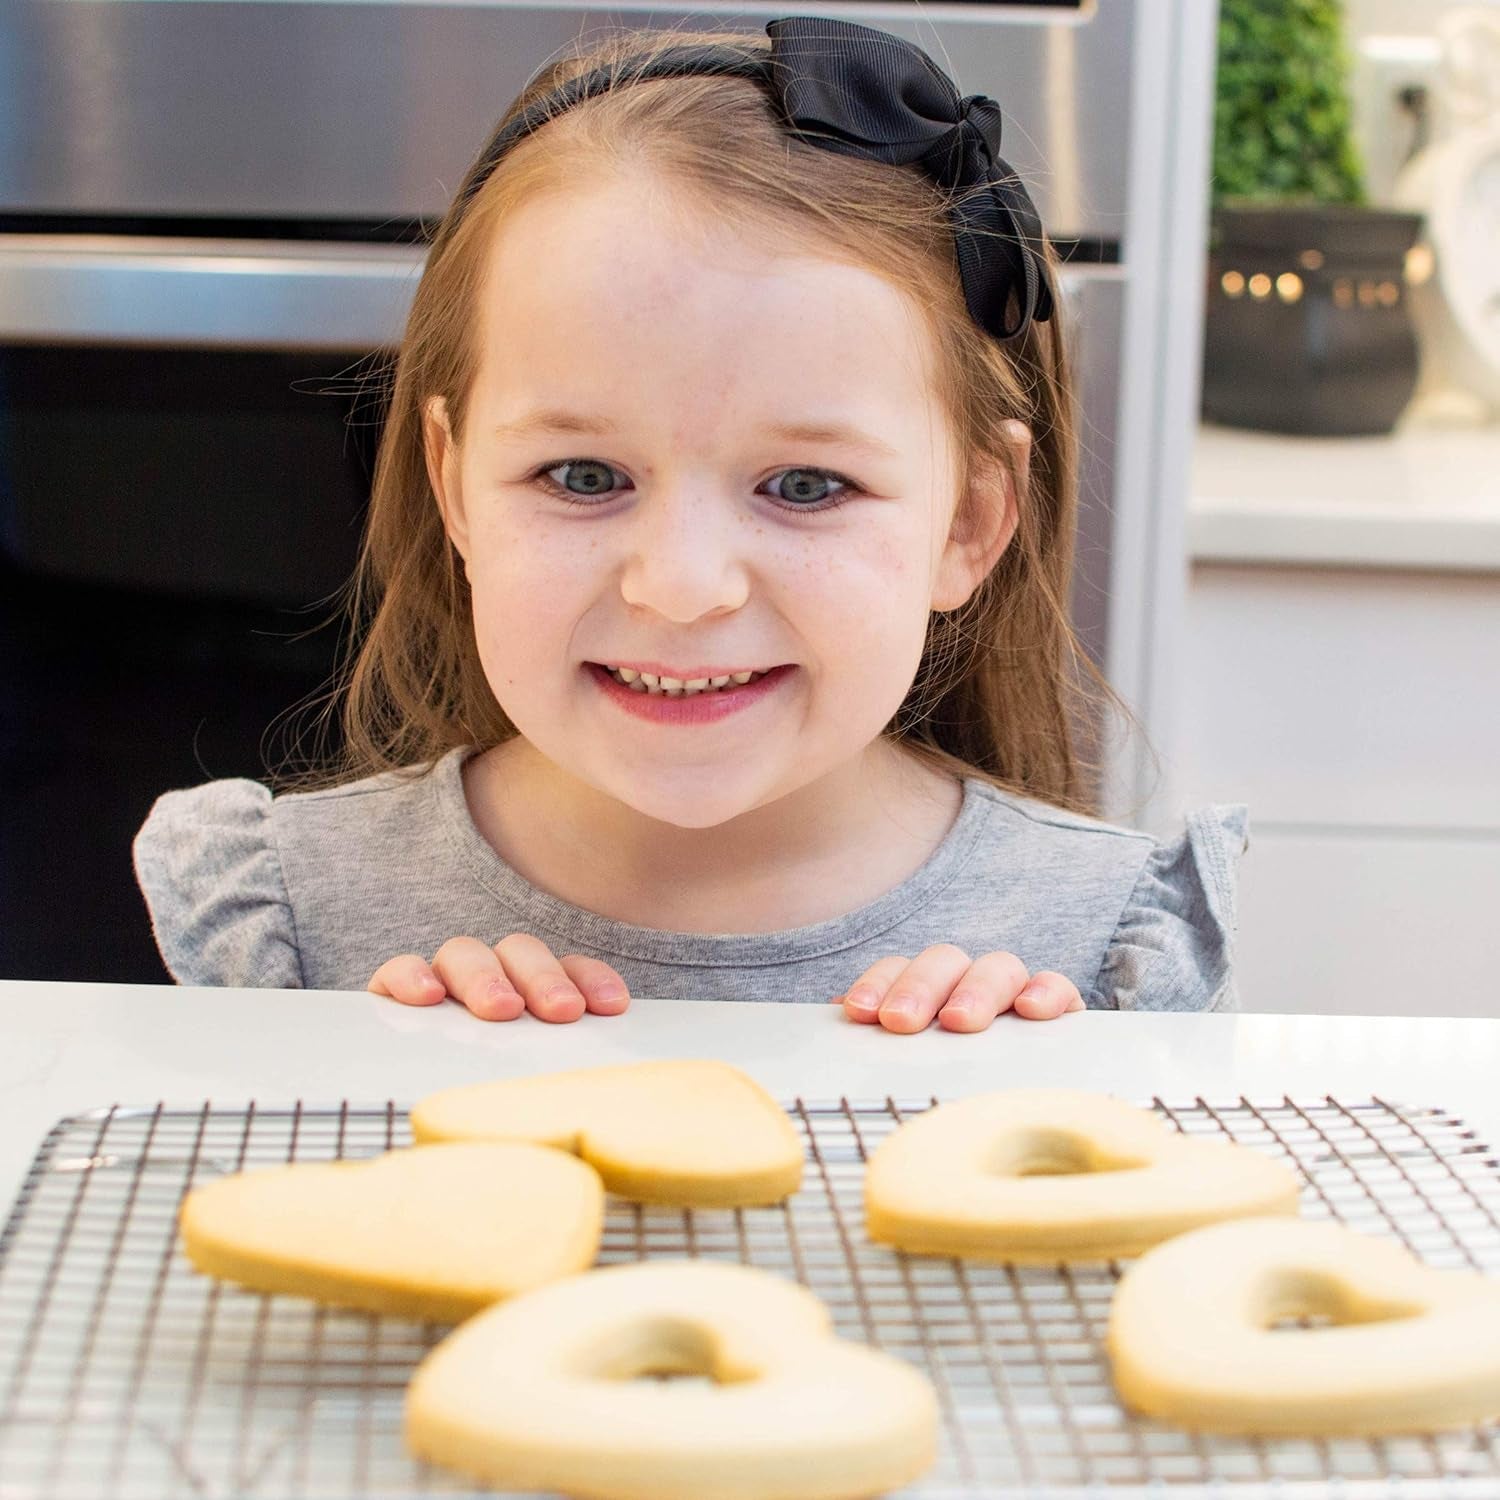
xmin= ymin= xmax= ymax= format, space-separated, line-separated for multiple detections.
xmin=274 ymin=25 xmax=1134 ymax=816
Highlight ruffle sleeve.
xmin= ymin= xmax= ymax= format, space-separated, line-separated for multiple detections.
xmin=1088 ymin=804 xmax=1249 ymax=1012
xmin=131 ymin=778 xmax=304 ymax=988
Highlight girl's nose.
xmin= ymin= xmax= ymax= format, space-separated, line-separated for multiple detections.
xmin=615 ymin=485 xmax=752 ymax=622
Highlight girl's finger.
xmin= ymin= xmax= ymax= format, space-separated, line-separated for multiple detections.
xmin=558 ymin=953 xmax=632 ymax=1015
xmin=1012 ymin=970 xmax=1085 ymax=1020
xmin=937 ymin=950 xmax=1031 ymax=1033
xmin=493 ymin=933 xmax=587 ymax=1023
xmin=368 ymin=953 xmax=447 ymax=1007
xmin=876 ymin=944 xmax=974 ymax=1034
xmin=837 ymin=955 xmax=910 ymax=1024
xmin=431 ymin=936 xmax=525 ymax=1021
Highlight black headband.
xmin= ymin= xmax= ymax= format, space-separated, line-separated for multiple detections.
xmin=451 ymin=15 xmax=1055 ymax=344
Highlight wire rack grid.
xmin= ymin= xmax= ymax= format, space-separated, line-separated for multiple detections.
xmin=1 ymin=1094 xmax=1498 ymax=1500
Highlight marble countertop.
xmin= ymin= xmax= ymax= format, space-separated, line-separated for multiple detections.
xmin=4 ymin=980 xmax=1498 ymax=1215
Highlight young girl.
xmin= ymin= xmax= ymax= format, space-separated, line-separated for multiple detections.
xmin=133 ymin=16 xmax=1247 ymax=1035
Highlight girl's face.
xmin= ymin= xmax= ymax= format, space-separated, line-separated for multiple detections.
xmin=425 ymin=172 xmax=1021 ymax=830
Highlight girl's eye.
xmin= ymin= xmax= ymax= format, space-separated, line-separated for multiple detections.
xmin=768 ymin=465 xmax=852 ymax=513
xmin=543 ymin=459 xmax=624 ymax=501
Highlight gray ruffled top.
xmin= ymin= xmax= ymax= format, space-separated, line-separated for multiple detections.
xmin=133 ymin=745 xmax=1249 ymax=1009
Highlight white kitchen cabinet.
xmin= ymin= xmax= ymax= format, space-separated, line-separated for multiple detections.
xmin=1172 ymin=424 xmax=1500 ymax=1018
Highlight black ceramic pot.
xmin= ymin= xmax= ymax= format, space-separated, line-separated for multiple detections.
xmin=1202 ymin=202 xmax=1424 ymax=436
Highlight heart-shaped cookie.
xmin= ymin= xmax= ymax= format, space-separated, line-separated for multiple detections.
xmin=410 ymin=1060 xmax=804 ymax=1207
xmin=1108 ymin=1215 xmax=1500 ymax=1434
xmin=405 ymin=1259 xmax=938 ymax=1500
xmin=865 ymin=1088 xmax=1302 ymax=1261
xmin=179 ymin=1141 xmax=604 ymax=1322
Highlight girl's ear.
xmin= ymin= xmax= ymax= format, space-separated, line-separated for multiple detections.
xmin=930 ymin=419 xmax=1029 ymax=613
xmin=423 ymin=395 xmax=471 ymax=562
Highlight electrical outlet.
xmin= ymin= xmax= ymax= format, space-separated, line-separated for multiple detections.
xmin=1351 ymin=34 xmax=1444 ymax=203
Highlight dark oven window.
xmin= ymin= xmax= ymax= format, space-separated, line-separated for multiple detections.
xmin=0 ymin=343 xmax=389 ymax=983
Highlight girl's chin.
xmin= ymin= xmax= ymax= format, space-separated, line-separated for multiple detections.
xmin=569 ymin=761 xmax=789 ymax=826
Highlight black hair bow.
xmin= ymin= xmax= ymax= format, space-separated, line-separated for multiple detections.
xmin=764 ymin=16 xmax=1054 ymax=343
xmin=454 ymin=15 xmax=1054 ymax=344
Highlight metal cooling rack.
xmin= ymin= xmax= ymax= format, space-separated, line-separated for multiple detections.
xmin=1 ymin=1096 xmax=1499 ymax=1500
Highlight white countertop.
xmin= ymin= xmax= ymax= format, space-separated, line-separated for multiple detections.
xmin=4 ymin=980 xmax=1498 ymax=1219
xmin=1189 ymin=420 xmax=1500 ymax=572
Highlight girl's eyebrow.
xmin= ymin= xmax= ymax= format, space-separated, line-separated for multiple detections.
xmin=764 ymin=420 xmax=902 ymax=462
xmin=493 ymin=409 xmax=612 ymax=440
xmin=493 ymin=408 xmax=901 ymax=462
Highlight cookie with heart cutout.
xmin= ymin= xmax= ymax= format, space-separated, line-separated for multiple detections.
xmin=179 ymin=1140 xmax=604 ymax=1322
xmin=405 ymin=1259 xmax=939 ymax=1500
xmin=864 ymin=1088 xmax=1302 ymax=1261
xmin=1108 ymin=1215 xmax=1500 ymax=1434
xmin=410 ymin=1060 xmax=804 ymax=1207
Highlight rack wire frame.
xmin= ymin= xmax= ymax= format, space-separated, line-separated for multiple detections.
xmin=0 ymin=1095 xmax=1498 ymax=1500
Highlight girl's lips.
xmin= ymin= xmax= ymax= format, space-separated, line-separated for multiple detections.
xmin=586 ymin=661 xmax=794 ymax=724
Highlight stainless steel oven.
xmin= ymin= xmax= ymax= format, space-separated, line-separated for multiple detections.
xmin=0 ymin=0 xmax=1218 ymax=981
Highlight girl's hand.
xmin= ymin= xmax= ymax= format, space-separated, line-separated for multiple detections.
xmin=834 ymin=945 xmax=1083 ymax=1033
xmin=368 ymin=935 xmax=631 ymax=1023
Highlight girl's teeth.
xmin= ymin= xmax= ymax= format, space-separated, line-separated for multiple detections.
xmin=606 ymin=665 xmax=769 ymax=696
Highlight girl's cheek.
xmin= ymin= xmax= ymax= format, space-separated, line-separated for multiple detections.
xmin=830 ymin=536 xmax=921 ymax=619
xmin=468 ymin=511 xmax=568 ymax=592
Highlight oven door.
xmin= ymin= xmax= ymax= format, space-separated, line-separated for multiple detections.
xmin=0 ymin=237 xmax=417 ymax=982
xmin=0 ymin=236 xmax=418 ymax=603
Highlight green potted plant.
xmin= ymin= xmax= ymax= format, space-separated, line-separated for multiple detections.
xmin=1202 ymin=0 xmax=1424 ymax=436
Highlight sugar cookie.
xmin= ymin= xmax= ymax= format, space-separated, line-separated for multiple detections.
xmin=405 ymin=1259 xmax=938 ymax=1500
xmin=1108 ymin=1215 xmax=1500 ymax=1434
xmin=179 ymin=1141 xmax=604 ymax=1322
xmin=411 ymin=1060 xmax=804 ymax=1207
xmin=865 ymin=1088 xmax=1301 ymax=1261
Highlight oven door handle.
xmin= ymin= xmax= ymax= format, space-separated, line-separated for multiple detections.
xmin=0 ymin=233 xmax=1098 ymax=351
xmin=0 ymin=234 xmax=426 ymax=350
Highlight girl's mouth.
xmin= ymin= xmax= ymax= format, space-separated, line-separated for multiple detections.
xmin=585 ymin=662 xmax=794 ymax=723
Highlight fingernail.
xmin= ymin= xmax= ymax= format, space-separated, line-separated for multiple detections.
xmin=593 ymin=982 xmax=626 ymax=1003
xmin=544 ymin=983 xmax=582 ymax=1008
xmin=945 ymin=992 xmax=980 ymax=1017
xmin=420 ymin=974 xmax=444 ymax=995
xmin=845 ymin=986 xmax=879 ymax=1014
xmin=883 ymin=995 xmax=918 ymax=1021
xmin=486 ymin=977 xmax=519 ymax=1002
